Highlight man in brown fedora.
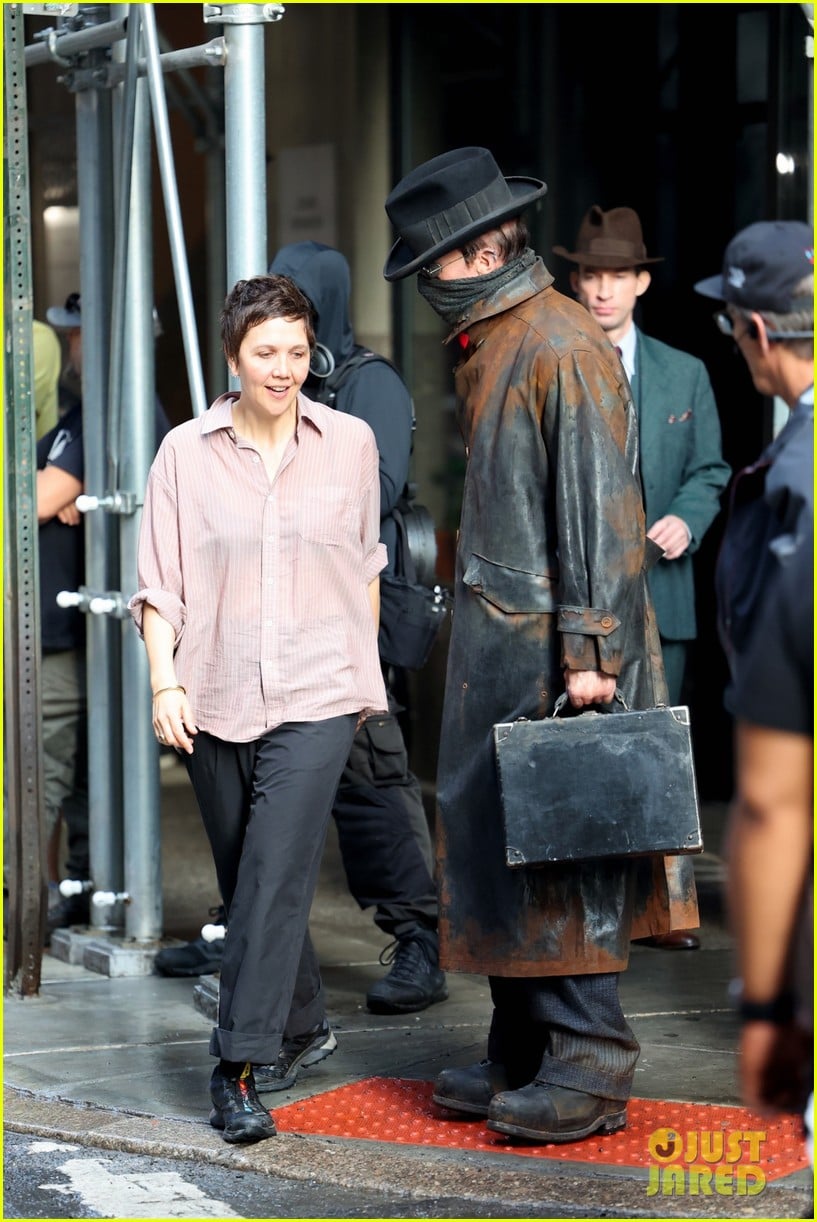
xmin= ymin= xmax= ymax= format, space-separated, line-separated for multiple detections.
xmin=555 ymin=207 xmax=731 ymax=951
xmin=383 ymin=148 xmax=698 ymax=1144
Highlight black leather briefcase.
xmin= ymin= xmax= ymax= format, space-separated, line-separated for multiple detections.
xmin=493 ymin=693 xmax=702 ymax=865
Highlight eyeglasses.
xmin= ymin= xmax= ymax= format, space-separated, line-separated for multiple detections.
xmin=713 ymin=311 xmax=740 ymax=337
xmin=420 ymin=253 xmax=466 ymax=279
xmin=713 ymin=310 xmax=757 ymax=342
xmin=714 ymin=310 xmax=812 ymax=343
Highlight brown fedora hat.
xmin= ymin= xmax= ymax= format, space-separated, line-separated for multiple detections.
xmin=553 ymin=205 xmax=663 ymax=268
xmin=384 ymin=147 xmax=547 ymax=281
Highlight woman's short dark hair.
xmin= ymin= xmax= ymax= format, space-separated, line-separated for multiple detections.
xmin=220 ymin=275 xmax=316 ymax=365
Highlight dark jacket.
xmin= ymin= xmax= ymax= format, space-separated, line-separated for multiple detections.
xmin=436 ymin=258 xmax=697 ymax=976
xmin=38 ymin=403 xmax=85 ymax=651
xmin=634 ymin=329 xmax=730 ymax=641
xmin=716 ymin=387 xmax=813 ymax=714
xmin=269 ymin=241 xmax=413 ymax=575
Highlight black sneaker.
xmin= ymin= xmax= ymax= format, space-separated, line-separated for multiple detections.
xmin=366 ymin=929 xmax=449 ymax=1015
xmin=254 ymin=1020 xmax=337 ymax=1092
xmin=209 ymin=1062 xmax=277 ymax=1144
xmin=155 ymin=906 xmax=226 ymax=977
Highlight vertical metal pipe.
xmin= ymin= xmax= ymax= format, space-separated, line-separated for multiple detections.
xmin=117 ymin=33 xmax=163 ymax=942
xmin=76 ymin=48 xmax=123 ymax=929
xmin=106 ymin=3 xmax=141 ymax=491
xmin=223 ymin=21 xmax=267 ymax=288
xmin=206 ymin=67 xmax=227 ymax=400
xmin=141 ymin=4 xmax=207 ymax=418
xmin=3 ymin=2 xmax=46 ymax=990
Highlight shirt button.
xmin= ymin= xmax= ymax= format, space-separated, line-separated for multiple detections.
xmin=252 ymin=455 xmax=260 ymax=464
xmin=600 ymin=616 xmax=613 ymax=628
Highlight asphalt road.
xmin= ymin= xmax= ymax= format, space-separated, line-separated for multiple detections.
xmin=4 ymin=1131 xmax=566 ymax=1220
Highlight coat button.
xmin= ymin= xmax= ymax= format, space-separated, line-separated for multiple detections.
xmin=600 ymin=616 xmax=613 ymax=628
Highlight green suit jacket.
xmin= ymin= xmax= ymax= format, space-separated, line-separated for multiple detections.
xmin=633 ymin=329 xmax=731 ymax=641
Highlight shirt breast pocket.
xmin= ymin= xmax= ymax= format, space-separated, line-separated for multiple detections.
xmin=297 ymin=486 xmax=355 ymax=547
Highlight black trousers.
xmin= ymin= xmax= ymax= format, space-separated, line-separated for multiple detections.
xmin=488 ymin=973 xmax=640 ymax=1102
xmin=333 ymin=712 xmax=437 ymax=940
xmin=185 ymin=715 xmax=357 ymax=1065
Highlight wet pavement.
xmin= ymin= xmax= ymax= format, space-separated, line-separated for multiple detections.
xmin=4 ymin=757 xmax=812 ymax=1218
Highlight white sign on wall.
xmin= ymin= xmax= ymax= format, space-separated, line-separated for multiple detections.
xmin=277 ymin=144 xmax=337 ymax=250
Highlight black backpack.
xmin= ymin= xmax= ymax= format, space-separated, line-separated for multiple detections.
xmin=312 ymin=347 xmax=448 ymax=667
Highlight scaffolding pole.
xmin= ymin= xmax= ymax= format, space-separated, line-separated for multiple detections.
xmin=3 ymin=2 xmax=46 ymax=993
xmin=75 ymin=8 xmax=123 ymax=932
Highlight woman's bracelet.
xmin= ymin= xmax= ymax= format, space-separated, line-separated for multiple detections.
xmin=152 ymin=684 xmax=187 ymax=699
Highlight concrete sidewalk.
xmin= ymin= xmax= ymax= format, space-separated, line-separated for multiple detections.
xmin=4 ymin=760 xmax=812 ymax=1218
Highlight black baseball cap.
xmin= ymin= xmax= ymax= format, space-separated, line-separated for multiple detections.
xmin=694 ymin=221 xmax=814 ymax=316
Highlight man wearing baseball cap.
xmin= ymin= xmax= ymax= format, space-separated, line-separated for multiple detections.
xmin=39 ymin=291 xmax=170 ymax=934
xmin=696 ymin=220 xmax=813 ymax=1149
xmin=383 ymin=148 xmax=698 ymax=1144
xmin=38 ymin=291 xmax=90 ymax=932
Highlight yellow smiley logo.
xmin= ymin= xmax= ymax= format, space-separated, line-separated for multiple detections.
xmin=649 ymin=1127 xmax=683 ymax=1162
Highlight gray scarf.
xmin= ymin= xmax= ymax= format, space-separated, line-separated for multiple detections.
xmin=416 ymin=248 xmax=537 ymax=330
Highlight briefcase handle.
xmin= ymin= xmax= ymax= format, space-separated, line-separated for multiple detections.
xmin=551 ymin=688 xmax=628 ymax=717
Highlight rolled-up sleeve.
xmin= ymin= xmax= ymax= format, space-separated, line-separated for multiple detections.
xmin=127 ymin=445 xmax=187 ymax=645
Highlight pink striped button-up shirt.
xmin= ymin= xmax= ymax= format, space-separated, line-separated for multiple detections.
xmin=129 ymin=392 xmax=388 ymax=742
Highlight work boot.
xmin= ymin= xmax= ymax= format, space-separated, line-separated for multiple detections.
xmin=255 ymin=1020 xmax=338 ymax=1092
xmin=487 ymin=1082 xmax=627 ymax=1144
xmin=209 ymin=1061 xmax=277 ymax=1144
xmin=433 ymin=1059 xmax=511 ymax=1117
xmin=366 ymin=928 xmax=448 ymax=1014
xmin=155 ymin=906 xmax=226 ymax=977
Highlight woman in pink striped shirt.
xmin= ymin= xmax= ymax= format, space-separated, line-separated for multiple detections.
xmin=129 ymin=275 xmax=387 ymax=1143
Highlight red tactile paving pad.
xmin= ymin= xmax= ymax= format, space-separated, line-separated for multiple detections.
xmin=274 ymin=1078 xmax=807 ymax=1181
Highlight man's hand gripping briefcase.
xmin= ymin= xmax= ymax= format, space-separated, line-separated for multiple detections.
xmin=493 ymin=693 xmax=703 ymax=865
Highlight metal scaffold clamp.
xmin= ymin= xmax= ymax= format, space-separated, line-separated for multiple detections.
xmin=75 ymin=491 xmax=137 ymax=515
xmin=203 ymin=4 xmax=284 ymax=24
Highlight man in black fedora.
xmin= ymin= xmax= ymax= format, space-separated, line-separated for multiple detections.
xmin=383 ymin=148 xmax=698 ymax=1144
xmin=555 ymin=206 xmax=731 ymax=952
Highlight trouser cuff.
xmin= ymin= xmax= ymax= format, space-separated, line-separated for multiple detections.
xmin=209 ymin=1027 xmax=282 ymax=1065
xmin=535 ymin=1052 xmax=633 ymax=1102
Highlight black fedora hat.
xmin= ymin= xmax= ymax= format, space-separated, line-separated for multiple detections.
xmin=384 ymin=147 xmax=547 ymax=282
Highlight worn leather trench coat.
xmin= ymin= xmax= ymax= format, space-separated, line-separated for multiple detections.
xmin=435 ymin=258 xmax=699 ymax=977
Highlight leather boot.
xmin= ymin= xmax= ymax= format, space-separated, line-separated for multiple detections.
xmin=209 ymin=1061 xmax=277 ymax=1144
xmin=433 ymin=1059 xmax=511 ymax=1117
xmin=487 ymin=1082 xmax=627 ymax=1143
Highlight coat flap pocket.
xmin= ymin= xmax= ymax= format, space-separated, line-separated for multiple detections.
xmin=463 ymin=553 xmax=555 ymax=613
